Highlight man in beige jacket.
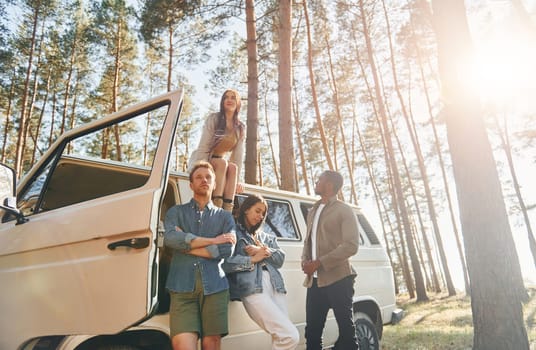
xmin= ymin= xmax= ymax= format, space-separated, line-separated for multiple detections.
xmin=301 ymin=170 xmax=360 ymax=350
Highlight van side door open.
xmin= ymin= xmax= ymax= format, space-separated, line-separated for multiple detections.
xmin=0 ymin=90 xmax=183 ymax=350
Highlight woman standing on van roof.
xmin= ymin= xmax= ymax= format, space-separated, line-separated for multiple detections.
xmin=188 ymin=89 xmax=245 ymax=212
xmin=223 ymin=194 xmax=299 ymax=350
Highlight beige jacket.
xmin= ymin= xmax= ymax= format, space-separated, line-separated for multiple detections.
xmin=188 ymin=113 xmax=245 ymax=178
xmin=301 ymin=196 xmax=360 ymax=288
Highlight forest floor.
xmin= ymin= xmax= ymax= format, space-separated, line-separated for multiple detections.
xmin=381 ymin=286 xmax=536 ymax=349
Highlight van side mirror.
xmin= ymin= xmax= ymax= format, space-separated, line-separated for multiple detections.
xmin=0 ymin=164 xmax=27 ymax=224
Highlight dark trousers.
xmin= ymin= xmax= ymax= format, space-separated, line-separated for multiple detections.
xmin=305 ymin=275 xmax=358 ymax=350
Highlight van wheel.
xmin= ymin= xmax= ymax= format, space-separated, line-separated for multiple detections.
xmin=354 ymin=312 xmax=379 ymax=350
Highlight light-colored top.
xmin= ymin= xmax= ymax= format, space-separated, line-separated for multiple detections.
xmin=311 ymin=203 xmax=325 ymax=278
xmin=188 ymin=112 xmax=245 ymax=179
xmin=301 ymin=196 xmax=360 ymax=288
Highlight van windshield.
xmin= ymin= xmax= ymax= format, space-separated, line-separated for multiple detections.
xmin=15 ymin=103 xmax=173 ymax=216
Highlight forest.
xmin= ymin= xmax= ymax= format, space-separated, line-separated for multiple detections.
xmin=1 ymin=0 xmax=535 ymax=348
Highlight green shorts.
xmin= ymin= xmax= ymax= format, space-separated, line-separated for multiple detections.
xmin=169 ymin=271 xmax=229 ymax=338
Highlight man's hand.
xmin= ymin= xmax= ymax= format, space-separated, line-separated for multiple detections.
xmin=302 ymin=260 xmax=321 ymax=275
xmin=212 ymin=232 xmax=236 ymax=245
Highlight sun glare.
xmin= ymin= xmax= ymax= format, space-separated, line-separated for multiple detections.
xmin=466 ymin=24 xmax=536 ymax=109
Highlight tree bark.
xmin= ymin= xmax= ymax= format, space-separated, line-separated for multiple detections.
xmin=492 ymin=113 xmax=536 ymax=268
xmin=413 ymin=36 xmax=470 ymax=292
xmin=302 ymin=0 xmax=333 ymax=171
xmin=31 ymin=69 xmax=51 ymax=164
xmin=325 ymin=36 xmax=358 ymax=204
xmin=263 ymin=84 xmax=280 ymax=188
xmin=111 ymin=18 xmax=122 ymax=161
xmin=245 ymin=0 xmax=259 ymax=185
xmin=292 ymin=85 xmax=311 ymax=195
xmin=278 ymin=0 xmax=295 ymax=190
xmin=358 ymin=0 xmax=428 ymax=301
xmin=382 ymin=0 xmax=455 ymax=296
xmin=1 ymin=73 xmax=16 ymax=164
xmin=15 ymin=3 xmax=40 ymax=177
xmin=432 ymin=0 xmax=529 ymax=348
xmin=388 ymin=107 xmax=442 ymax=293
xmin=353 ymin=105 xmax=399 ymax=293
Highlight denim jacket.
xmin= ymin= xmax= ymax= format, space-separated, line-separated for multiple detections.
xmin=222 ymin=223 xmax=286 ymax=301
xmin=164 ymin=199 xmax=235 ymax=295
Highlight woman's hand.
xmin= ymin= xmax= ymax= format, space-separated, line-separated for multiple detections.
xmin=236 ymin=183 xmax=244 ymax=194
xmin=244 ymin=244 xmax=261 ymax=256
xmin=245 ymin=244 xmax=271 ymax=255
xmin=250 ymin=248 xmax=271 ymax=263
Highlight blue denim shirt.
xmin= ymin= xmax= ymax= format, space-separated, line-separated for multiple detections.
xmin=164 ymin=199 xmax=235 ymax=295
xmin=222 ymin=223 xmax=287 ymax=301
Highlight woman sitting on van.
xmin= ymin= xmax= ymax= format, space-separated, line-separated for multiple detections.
xmin=223 ymin=194 xmax=299 ymax=350
xmin=188 ymin=89 xmax=245 ymax=212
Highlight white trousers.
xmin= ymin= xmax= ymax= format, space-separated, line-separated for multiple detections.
xmin=242 ymin=271 xmax=300 ymax=350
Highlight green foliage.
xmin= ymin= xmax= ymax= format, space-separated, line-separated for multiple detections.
xmin=90 ymin=0 xmax=140 ymax=114
xmin=139 ymin=0 xmax=199 ymax=43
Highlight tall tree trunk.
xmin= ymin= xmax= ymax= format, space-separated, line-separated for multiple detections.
xmin=358 ymin=0 xmax=428 ymax=301
xmin=68 ymin=80 xmax=79 ymax=139
xmin=292 ymin=84 xmax=311 ymax=195
xmin=62 ymin=25 xmax=78 ymax=137
xmin=15 ymin=4 xmax=40 ymax=177
xmin=388 ymin=106 xmax=442 ymax=293
xmin=302 ymin=0 xmax=333 ymax=171
xmin=263 ymin=85 xmax=280 ymax=188
xmin=278 ymin=0 xmax=295 ymax=190
xmin=112 ymin=19 xmax=122 ymax=161
xmin=386 ymin=165 xmax=415 ymax=297
xmin=257 ymin=150 xmax=263 ymax=186
xmin=48 ymin=85 xmax=57 ymax=147
xmin=432 ymin=1 xmax=529 ymax=348
xmin=493 ymin=113 xmax=536 ymax=268
xmin=167 ymin=25 xmax=173 ymax=92
xmin=245 ymin=0 xmax=259 ymax=185
xmin=22 ymin=19 xmax=45 ymax=172
xmin=1 ymin=73 xmax=16 ymax=163
xmin=325 ymin=36 xmax=358 ymax=204
xmin=353 ymin=105 xmax=399 ymax=293
xmin=413 ymin=34 xmax=470 ymax=292
xmin=410 ymin=214 xmax=433 ymax=290
xmin=31 ymin=68 xmax=51 ymax=165
xmin=349 ymin=20 xmax=415 ymax=296
xmin=382 ymin=0 xmax=455 ymax=296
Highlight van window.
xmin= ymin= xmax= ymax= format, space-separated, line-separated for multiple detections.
xmin=236 ymin=195 xmax=300 ymax=240
xmin=357 ymin=213 xmax=381 ymax=245
xmin=12 ymin=104 xmax=170 ymax=217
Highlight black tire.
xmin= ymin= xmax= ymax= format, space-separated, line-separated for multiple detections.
xmin=354 ymin=312 xmax=380 ymax=350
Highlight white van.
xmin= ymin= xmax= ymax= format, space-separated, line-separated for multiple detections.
xmin=0 ymin=89 xmax=400 ymax=350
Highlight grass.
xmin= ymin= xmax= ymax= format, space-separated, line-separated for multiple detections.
xmin=381 ymin=287 xmax=536 ymax=349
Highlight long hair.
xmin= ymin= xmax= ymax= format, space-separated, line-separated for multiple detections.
xmin=237 ymin=194 xmax=268 ymax=234
xmin=215 ymin=89 xmax=244 ymax=141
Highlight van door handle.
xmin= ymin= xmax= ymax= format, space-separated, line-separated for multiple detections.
xmin=108 ymin=237 xmax=150 ymax=250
